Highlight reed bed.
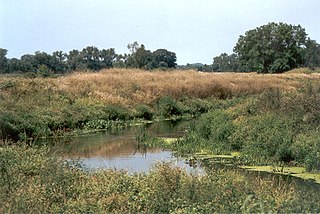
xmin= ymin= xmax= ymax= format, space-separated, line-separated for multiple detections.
xmin=2 ymin=68 xmax=317 ymax=108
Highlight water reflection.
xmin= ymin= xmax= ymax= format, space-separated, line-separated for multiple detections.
xmin=54 ymin=119 xmax=203 ymax=174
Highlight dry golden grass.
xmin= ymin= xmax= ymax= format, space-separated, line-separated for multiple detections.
xmin=1 ymin=68 xmax=320 ymax=107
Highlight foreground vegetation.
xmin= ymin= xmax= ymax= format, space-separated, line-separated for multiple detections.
xmin=1 ymin=146 xmax=320 ymax=213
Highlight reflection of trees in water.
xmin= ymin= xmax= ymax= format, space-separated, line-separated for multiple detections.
xmin=59 ymin=119 xmax=191 ymax=159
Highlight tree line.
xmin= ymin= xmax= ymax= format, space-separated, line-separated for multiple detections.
xmin=1 ymin=22 xmax=320 ymax=74
xmin=0 ymin=42 xmax=177 ymax=74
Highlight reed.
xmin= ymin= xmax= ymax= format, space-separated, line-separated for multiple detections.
xmin=1 ymin=68 xmax=315 ymax=108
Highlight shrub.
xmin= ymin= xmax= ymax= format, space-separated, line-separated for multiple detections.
xmin=157 ymin=96 xmax=184 ymax=118
xmin=174 ymin=110 xmax=236 ymax=155
xmin=135 ymin=104 xmax=154 ymax=120
xmin=257 ymin=87 xmax=282 ymax=111
xmin=233 ymin=113 xmax=295 ymax=163
xmin=0 ymin=113 xmax=20 ymax=141
xmin=104 ymin=104 xmax=132 ymax=120
xmin=291 ymin=132 xmax=320 ymax=171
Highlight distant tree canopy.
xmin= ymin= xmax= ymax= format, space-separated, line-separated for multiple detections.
xmin=125 ymin=42 xmax=177 ymax=69
xmin=212 ymin=53 xmax=241 ymax=72
xmin=233 ymin=22 xmax=314 ymax=73
xmin=2 ymin=23 xmax=320 ymax=75
xmin=0 ymin=43 xmax=177 ymax=74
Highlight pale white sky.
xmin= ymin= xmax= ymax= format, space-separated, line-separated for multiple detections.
xmin=1 ymin=0 xmax=320 ymax=64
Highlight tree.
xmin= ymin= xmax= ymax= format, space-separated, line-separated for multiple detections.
xmin=82 ymin=46 xmax=101 ymax=70
xmin=234 ymin=22 xmax=307 ymax=73
xmin=125 ymin=42 xmax=152 ymax=69
xmin=20 ymin=54 xmax=36 ymax=72
xmin=51 ymin=51 xmax=67 ymax=72
xmin=0 ymin=48 xmax=8 ymax=73
xmin=100 ymin=48 xmax=117 ymax=68
xmin=303 ymin=38 xmax=320 ymax=69
xmin=7 ymin=58 xmax=21 ymax=73
xmin=212 ymin=53 xmax=241 ymax=72
xmin=67 ymin=49 xmax=86 ymax=71
xmin=152 ymin=49 xmax=177 ymax=69
xmin=125 ymin=42 xmax=177 ymax=69
xmin=134 ymin=45 xmax=152 ymax=69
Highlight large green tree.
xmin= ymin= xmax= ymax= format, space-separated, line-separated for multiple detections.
xmin=51 ymin=51 xmax=67 ymax=72
xmin=234 ymin=22 xmax=307 ymax=73
xmin=152 ymin=49 xmax=177 ymax=69
xmin=82 ymin=46 xmax=101 ymax=70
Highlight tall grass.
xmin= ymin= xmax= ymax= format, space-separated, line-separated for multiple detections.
xmin=0 ymin=68 xmax=309 ymax=107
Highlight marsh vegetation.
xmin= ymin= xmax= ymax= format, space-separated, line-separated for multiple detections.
xmin=1 ymin=68 xmax=320 ymax=212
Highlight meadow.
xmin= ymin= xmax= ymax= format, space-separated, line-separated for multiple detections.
xmin=0 ymin=68 xmax=311 ymax=142
xmin=1 ymin=68 xmax=320 ymax=212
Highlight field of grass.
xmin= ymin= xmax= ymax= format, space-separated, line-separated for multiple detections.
xmin=0 ymin=68 xmax=312 ymax=106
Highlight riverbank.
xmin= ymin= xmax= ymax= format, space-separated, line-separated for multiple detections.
xmin=154 ymin=80 xmax=320 ymax=173
xmin=1 ymin=68 xmax=318 ymax=142
xmin=1 ymin=145 xmax=320 ymax=213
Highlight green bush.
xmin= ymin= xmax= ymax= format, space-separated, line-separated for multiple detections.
xmin=257 ymin=87 xmax=282 ymax=111
xmin=174 ymin=110 xmax=236 ymax=155
xmin=135 ymin=104 xmax=154 ymax=120
xmin=157 ymin=96 xmax=184 ymax=118
xmin=0 ymin=113 xmax=20 ymax=141
xmin=196 ymin=110 xmax=236 ymax=152
xmin=233 ymin=113 xmax=295 ymax=163
xmin=291 ymin=132 xmax=320 ymax=171
xmin=182 ymin=99 xmax=211 ymax=116
xmin=104 ymin=104 xmax=132 ymax=120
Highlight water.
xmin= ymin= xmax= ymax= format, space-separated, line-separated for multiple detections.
xmin=54 ymin=119 xmax=203 ymax=174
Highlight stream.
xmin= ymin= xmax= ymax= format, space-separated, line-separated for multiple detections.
xmin=52 ymin=118 xmax=320 ymax=191
xmin=53 ymin=119 xmax=204 ymax=174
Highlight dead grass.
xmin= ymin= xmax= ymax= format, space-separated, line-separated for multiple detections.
xmin=1 ymin=68 xmax=319 ymax=107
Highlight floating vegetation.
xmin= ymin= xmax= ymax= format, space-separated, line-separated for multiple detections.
xmin=240 ymin=166 xmax=320 ymax=184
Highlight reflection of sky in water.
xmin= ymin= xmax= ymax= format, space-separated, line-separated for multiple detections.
xmin=80 ymin=150 xmax=204 ymax=175
xmin=59 ymin=120 xmax=204 ymax=174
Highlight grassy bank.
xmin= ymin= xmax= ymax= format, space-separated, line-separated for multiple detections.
xmin=1 ymin=146 xmax=320 ymax=213
xmin=169 ymin=81 xmax=320 ymax=172
xmin=1 ymin=68 xmax=318 ymax=142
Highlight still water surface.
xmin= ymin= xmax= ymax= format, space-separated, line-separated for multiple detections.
xmin=55 ymin=120 xmax=203 ymax=174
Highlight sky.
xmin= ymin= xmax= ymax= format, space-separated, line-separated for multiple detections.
xmin=1 ymin=0 xmax=320 ymax=65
